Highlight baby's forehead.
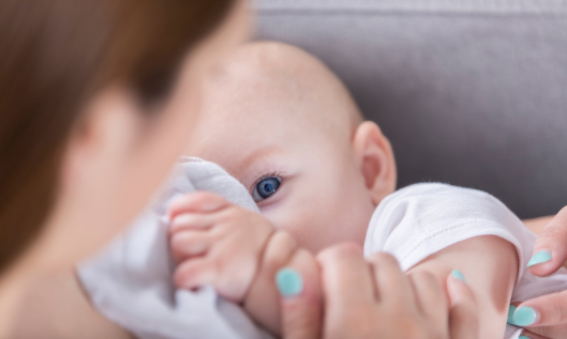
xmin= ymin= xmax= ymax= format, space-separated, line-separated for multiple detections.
xmin=202 ymin=42 xmax=362 ymax=133
xmin=205 ymin=44 xmax=313 ymax=103
xmin=188 ymin=43 xmax=365 ymax=172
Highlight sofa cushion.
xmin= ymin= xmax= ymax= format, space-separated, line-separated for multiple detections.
xmin=254 ymin=0 xmax=567 ymax=218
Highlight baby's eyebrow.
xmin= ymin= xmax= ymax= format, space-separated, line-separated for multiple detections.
xmin=233 ymin=145 xmax=285 ymax=181
xmin=240 ymin=145 xmax=283 ymax=169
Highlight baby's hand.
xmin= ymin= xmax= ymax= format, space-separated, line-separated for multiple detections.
xmin=168 ymin=192 xmax=274 ymax=302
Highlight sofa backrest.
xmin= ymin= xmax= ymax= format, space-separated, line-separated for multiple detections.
xmin=254 ymin=0 xmax=567 ymax=218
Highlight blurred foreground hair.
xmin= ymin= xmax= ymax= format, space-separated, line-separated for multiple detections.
xmin=0 ymin=0 xmax=234 ymax=274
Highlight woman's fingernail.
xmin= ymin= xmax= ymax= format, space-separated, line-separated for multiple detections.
xmin=451 ymin=269 xmax=466 ymax=282
xmin=276 ymin=268 xmax=303 ymax=297
xmin=507 ymin=305 xmax=517 ymax=324
xmin=512 ymin=306 xmax=539 ymax=326
xmin=519 ymin=336 xmax=531 ymax=339
xmin=528 ymin=250 xmax=552 ymax=267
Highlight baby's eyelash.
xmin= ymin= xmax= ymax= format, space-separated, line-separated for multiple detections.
xmin=250 ymin=171 xmax=285 ymax=195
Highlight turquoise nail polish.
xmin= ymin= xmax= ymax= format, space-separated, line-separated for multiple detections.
xmin=451 ymin=269 xmax=466 ymax=282
xmin=519 ymin=336 xmax=531 ymax=339
xmin=512 ymin=307 xmax=539 ymax=327
xmin=507 ymin=305 xmax=517 ymax=324
xmin=528 ymin=251 xmax=552 ymax=267
xmin=276 ymin=268 xmax=303 ymax=297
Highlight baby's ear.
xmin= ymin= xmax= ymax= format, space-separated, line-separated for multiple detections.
xmin=352 ymin=121 xmax=397 ymax=206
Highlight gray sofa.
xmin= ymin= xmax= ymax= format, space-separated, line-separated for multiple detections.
xmin=254 ymin=0 xmax=567 ymax=219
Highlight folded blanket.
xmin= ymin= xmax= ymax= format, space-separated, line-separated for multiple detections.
xmin=78 ymin=157 xmax=271 ymax=339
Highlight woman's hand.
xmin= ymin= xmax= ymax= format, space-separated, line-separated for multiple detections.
xmin=278 ymin=243 xmax=479 ymax=339
xmin=510 ymin=206 xmax=567 ymax=338
xmin=528 ymin=206 xmax=567 ymax=277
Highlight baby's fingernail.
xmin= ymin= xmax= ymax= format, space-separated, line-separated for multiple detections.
xmin=528 ymin=250 xmax=552 ymax=267
xmin=451 ymin=269 xmax=466 ymax=282
xmin=276 ymin=268 xmax=303 ymax=297
xmin=507 ymin=305 xmax=517 ymax=324
xmin=511 ymin=306 xmax=539 ymax=327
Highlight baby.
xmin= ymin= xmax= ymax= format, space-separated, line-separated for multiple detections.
xmin=167 ymin=42 xmax=567 ymax=338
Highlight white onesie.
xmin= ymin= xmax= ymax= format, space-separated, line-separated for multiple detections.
xmin=79 ymin=160 xmax=567 ymax=339
xmin=364 ymin=183 xmax=567 ymax=339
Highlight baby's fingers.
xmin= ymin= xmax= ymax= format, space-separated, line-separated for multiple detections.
xmin=168 ymin=192 xmax=230 ymax=219
xmin=447 ymin=271 xmax=479 ymax=339
xmin=174 ymin=258 xmax=217 ymax=290
xmin=170 ymin=231 xmax=211 ymax=262
xmin=174 ymin=247 xmax=257 ymax=301
xmin=169 ymin=213 xmax=215 ymax=234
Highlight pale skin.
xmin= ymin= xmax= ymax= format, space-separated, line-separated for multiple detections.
xmin=0 ymin=1 xmax=250 ymax=337
xmin=516 ymin=209 xmax=567 ymax=339
xmin=169 ymin=194 xmax=481 ymax=339
xmin=0 ymin=2 xmax=479 ymax=338
xmin=169 ymin=42 xmax=517 ymax=338
xmin=277 ymin=242 xmax=481 ymax=339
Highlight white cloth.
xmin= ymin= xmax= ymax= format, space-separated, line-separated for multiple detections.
xmin=78 ymin=158 xmax=272 ymax=339
xmin=364 ymin=183 xmax=567 ymax=339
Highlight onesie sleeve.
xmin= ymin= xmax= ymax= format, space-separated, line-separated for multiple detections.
xmin=364 ymin=183 xmax=567 ymax=339
xmin=363 ymin=183 xmax=530 ymax=280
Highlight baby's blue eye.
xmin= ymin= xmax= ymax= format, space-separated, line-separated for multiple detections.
xmin=252 ymin=177 xmax=281 ymax=202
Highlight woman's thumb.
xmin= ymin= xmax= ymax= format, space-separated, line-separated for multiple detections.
xmin=447 ymin=271 xmax=479 ymax=339
xmin=277 ymin=250 xmax=322 ymax=339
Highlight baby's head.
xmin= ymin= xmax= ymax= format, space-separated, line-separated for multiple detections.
xmin=186 ymin=42 xmax=396 ymax=253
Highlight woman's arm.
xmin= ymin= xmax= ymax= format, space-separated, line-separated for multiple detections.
xmin=14 ymin=270 xmax=133 ymax=339
xmin=407 ymin=235 xmax=518 ymax=339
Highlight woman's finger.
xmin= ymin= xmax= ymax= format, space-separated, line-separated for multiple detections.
xmin=409 ymin=271 xmax=447 ymax=325
xmin=447 ymin=271 xmax=479 ymax=339
xmin=520 ymin=330 xmax=562 ymax=339
xmin=512 ymin=290 xmax=567 ymax=327
xmin=278 ymin=249 xmax=322 ymax=339
xmin=317 ymin=243 xmax=376 ymax=308
xmin=368 ymin=252 xmax=415 ymax=307
xmin=168 ymin=192 xmax=230 ymax=220
xmin=519 ymin=329 xmax=552 ymax=339
xmin=529 ymin=206 xmax=567 ymax=277
xmin=525 ymin=324 xmax=567 ymax=339
xmin=246 ymin=231 xmax=298 ymax=334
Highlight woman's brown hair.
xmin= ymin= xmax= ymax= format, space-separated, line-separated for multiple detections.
xmin=0 ymin=0 xmax=234 ymax=273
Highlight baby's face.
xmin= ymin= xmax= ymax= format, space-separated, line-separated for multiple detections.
xmin=185 ymin=48 xmax=377 ymax=253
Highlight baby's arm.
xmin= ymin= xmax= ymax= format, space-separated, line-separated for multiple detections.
xmin=168 ymin=192 xmax=318 ymax=335
xmin=407 ymin=235 xmax=518 ymax=339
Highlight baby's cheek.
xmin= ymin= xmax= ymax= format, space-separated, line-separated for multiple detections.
xmin=260 ymin=174 xmax=372 ymax=253
xmin=260 ymin=207 xmax=320 ymax=253
xmin=320 ymin=192 xmax=374 ymax=250
xmin=299 ymin=215 xmax=366 ymax=253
